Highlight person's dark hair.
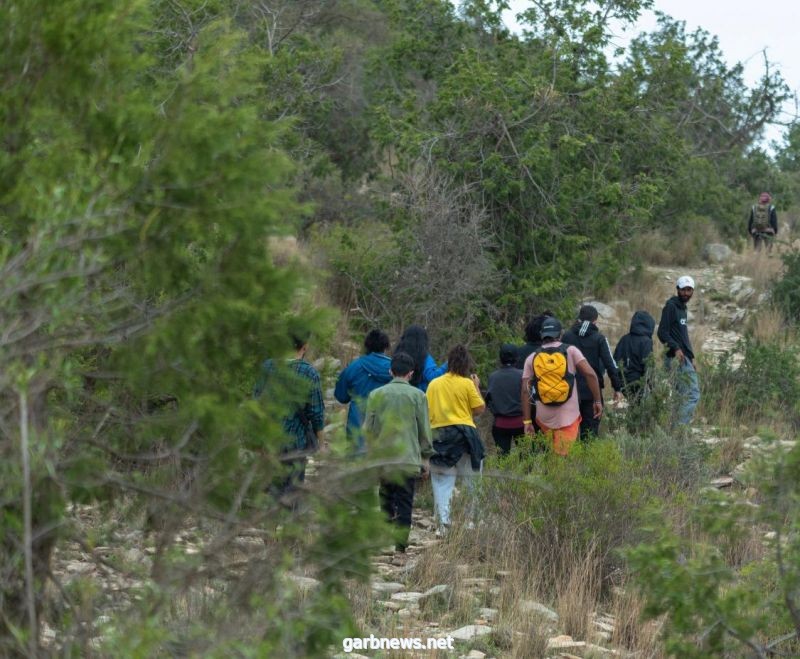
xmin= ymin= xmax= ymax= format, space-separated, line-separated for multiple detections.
xmin=523 ymin=311 xmax=553 ymax=343
xmin=578 ymin=304 xmax=598 ymax=322
xmin=447 ymin=344 xmax=473 ymax=377
xmin=390 ymin=352 xmax=415 ymax=377
xmin=395 ymin=324 xmax=429 ymax=386
xmin=290 ymin=329 xmax=311 ymax=350
xmin=499 ymin=344 xmax=518 ymax=366
xmin=364 ymin=329 xmax=390 ymax=354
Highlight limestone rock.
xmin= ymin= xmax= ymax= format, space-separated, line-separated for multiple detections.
xmin=592 ymin=620 xmax=615 ymax=633
xmin=703 ymin=243 xmax=733 ymax=263
xmin=463 ymin=651 xmax=487 ymax=659
xmin=461 ymin=577 xmax=492 ymax=587
xmin=371 ymin=581 xmax=405 ymax=595
xmin=519 ymin=600 xmax=559 ymax=622
xmin=390 ymin=591 xmax=425 ymax=603
xmin=729 ymin=276 xmax=755 ymax=303
xmin=479 ymin=607 xmax=499 ymax=622
xmin=447 ymin=624 xmax=493 ymax=641
xmin=546 ymin=635 xmax=586 ymax=651
xmin=581 ymin=301 xmax=616 ymax=320
xmin=419 ymin=584 xmax=453 ymax=610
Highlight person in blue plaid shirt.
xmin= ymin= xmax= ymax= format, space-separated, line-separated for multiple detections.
xmin=254 ymin=329 xmax=325 ymax=497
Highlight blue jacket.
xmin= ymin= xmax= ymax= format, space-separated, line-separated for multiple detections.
xmin=418 ymin=354 xmax=447 ymax=393
xmin=334 ymin=352 xmax=392 ymax=450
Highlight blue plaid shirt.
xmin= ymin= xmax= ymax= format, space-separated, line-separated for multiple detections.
xmin=254 ymin=358 xmax=324 ymax=451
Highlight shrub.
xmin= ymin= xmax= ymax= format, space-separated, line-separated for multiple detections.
xmin=481 ymin=440 xmax=657 ymax=591
xmin=773 ymin=249 xmax=800 ymax=322
xmin=628 ymin=442 xmax=800 ymax=658
xmin=614 ymin=426 xmax=710 ymax=497
xmin=702 ymin=339 xmax=800 ymax=428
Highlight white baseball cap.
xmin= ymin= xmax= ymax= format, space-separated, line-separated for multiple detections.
xmin=676 ymin=275 xmax=695 ymax=289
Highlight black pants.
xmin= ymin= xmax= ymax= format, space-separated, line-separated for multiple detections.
xmin=379 ymin=476 xmax=416 ymax=552
xmin=491 ymin=425 xmax=525 ymax=454
xmin=578 ymin=399 xmax=600 ymax=440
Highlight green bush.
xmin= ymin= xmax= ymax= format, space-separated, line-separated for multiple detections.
xmin=483 ymin=440 xmax=658 ymax=588
xmin=628 ymin=442 xmax=800 ymax=658
xmin=702 ymin=339 xmax=800 ymax=427
xmin=773 ymin=249 xmax=800 ymax=322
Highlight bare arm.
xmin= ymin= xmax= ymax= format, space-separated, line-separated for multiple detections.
xmin=469 ymin=374 xmax=486 ymax=415
xmin=521 ymin=376 xmax=533 ymax=435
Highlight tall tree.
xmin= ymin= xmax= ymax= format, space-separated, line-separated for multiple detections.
xmin=1 ymin=1 xmax=383 ymax=654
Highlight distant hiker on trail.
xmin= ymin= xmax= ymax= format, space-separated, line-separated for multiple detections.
xmin=394 ymin=325 xmax=447 ymax=392
xmin=426 ymin=345 xmax=486 ymax=535
xmin=613 ymin=310 xmax=656 ymax=401
xmin=521 ymin=318 xmax=602 ymax=456
xmin=334 ymin=329 xmax=392 ymax=453
xmin=657 ymin=276 xmax=700 ymax=425
xmin=485 ymin=344 xmax=524 ymax=455
xmin=561 ymin=305 xmax=623 ymax=440
xmin=254 ymin=329 xmax=325 ymax=499
xmin=363 ymin=352 xmax=433 ymax=553
xmin=748 ymin=192 xmax=778 ymax=251
xmin=516 ymin=311 xmax=553 ymax=369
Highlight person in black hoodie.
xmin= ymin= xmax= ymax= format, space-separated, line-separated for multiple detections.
xmin=486 ymin=344 xmax=524 ymax=454
xmin=613 ymin=310 xmax=656 ymax=401
xmin=561 ymin=305 xmax=623 ymax=440
xmin=657 ymin=275 xmax=700 ymax=425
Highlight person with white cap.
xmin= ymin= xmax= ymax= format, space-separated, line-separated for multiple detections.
xmin=657 ymin=276 xmax=700 ymax=425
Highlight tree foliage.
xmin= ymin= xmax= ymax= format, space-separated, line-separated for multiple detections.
xmin=1 ymin=1 xmax=385 ymax=654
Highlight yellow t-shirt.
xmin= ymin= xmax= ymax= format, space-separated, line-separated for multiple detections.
xmin=426 ymin=373 xmax=485 ymax=429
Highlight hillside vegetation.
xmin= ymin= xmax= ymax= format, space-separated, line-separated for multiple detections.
xmin=2 ymin=0 xmax=800 ymax=656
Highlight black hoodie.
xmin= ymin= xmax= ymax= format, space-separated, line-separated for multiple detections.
xmin=613 ymin=311 xmax=655 ymax=386
xmin=561 ymin=321 xmax=622 ymax=400
xmin=657 ymin=295 xmax=694 ymax=361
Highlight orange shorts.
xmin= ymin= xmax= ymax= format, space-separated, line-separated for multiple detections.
xmin=536 ymin=417 xmax=582 ymax=456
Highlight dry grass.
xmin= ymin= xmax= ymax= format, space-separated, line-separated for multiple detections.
xmin=747 ymin=306 xmax=792 ymax=346
xmin=710 ymin=435 xmax=745 ymax=475
xmin=696 ymin=375 xmax=738 ymax=428
xmin=610 ymin=587 xmax=665 ymax=658
xmin=509 ymin=620 xmax=549 ymax=658
xmin=725 ymin=248 xmax=784 ymax=292
xmin=631 ymin=221 xmax=721 ymax=268
xmin=555 ymin=544 xmax=601 ymax=640
xmin=267 ymin=235 xmax=309 ymax=267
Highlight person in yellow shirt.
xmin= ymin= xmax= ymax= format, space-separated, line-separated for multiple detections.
xmin=426 ymin=345 xmax=486 ymax=534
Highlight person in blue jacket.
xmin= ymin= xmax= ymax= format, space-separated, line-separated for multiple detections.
xmin=334 ymin=329 xmax=393 ymax=452
xmin=394 ymin=325 xmax=447 ymax=392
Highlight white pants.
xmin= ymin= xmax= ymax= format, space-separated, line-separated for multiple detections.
xmin=430 ymin=454 xmax=481 ymax=527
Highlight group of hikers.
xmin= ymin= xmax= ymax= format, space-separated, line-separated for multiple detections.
xmin=253 ymin=190 xmax=778 ymax=551
xmin=255 ymin=274 xmax=702 ymax=550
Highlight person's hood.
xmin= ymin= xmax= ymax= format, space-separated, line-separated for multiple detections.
xmin=359 ymin=352 xmax=393 ymax=381
xmin=629 ymin=310 xmax=655 ymax=337
xmin=570 ymin=320 xmax=598 ymax=338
